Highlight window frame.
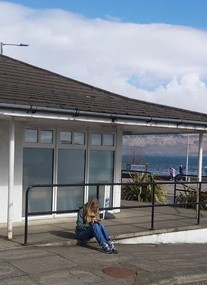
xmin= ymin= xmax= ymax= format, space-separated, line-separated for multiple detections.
xmin=90 ymin=132 xmax=115 ymax=150
xmin=58 ymin=129 xmax=86 ymax=149
xmin=24 ymin=128 xmax=55 ymax=148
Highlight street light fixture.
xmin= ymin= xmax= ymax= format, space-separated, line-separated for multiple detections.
xmin=0 ymin=42 xmax=29 ymax=55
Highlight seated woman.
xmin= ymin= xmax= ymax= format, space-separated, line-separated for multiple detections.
xmin=75 ymin=197 xmax=118 ymax=254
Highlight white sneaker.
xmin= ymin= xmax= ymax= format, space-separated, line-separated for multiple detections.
xmin=102 ymin=243 xmax=112 ymax=254
xmin=107 ymin=240 xmax=118 ymax=254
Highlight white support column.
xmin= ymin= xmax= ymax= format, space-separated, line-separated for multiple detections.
xmin=84 ymin=129 xmax=90 ymax=203
xmin=198 ymin=133 xmax=204 ymax=182
xmin=185 ymin=134 xmax=189 ymax=176
xmin=7 ymin=117 xmax=15 ymax=240
xmin=197 ymin=133 xmax=204 ymax=219
xmin=113 ymin=127 xmax=123 ymax=212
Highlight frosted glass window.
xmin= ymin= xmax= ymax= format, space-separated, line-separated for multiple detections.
xmin=89 ymin=150 xmax=114 ymax=183
xmin=25 ymin=129 xmax=38 ymax=143
xmin=74 ymin=132 xmax=85 ymax=145
xmin=57 ymin=149 xmax=85 ymax=211
xmin=23 ymin=148 xmax=53 ymax=215
xmin=40 ymin=130 xmax=53 ymax=143
xmin=103 ymin=134 xmax=114 ymax=146
xmin=92 ymin=133 xmax=101 ymax=145
xmin=89 ymin=150 xmax=114 ymax=206
xmin=60 ymin=131 xmax=72 ymax=144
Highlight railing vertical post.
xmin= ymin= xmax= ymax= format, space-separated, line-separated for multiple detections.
xmin=97 ymin=185 xmax=100 ymax=201
xmin=24 ymin=186 xmax=30 ymax=245
xmin=173 ymin=177 xmax=177 ymax=203
xmin=196 ymin=182 xmax=201 ymax=225
xmin=173 ymin=178 xmax=177 ymax=204
xmin=151 ymin=181 xmax=155 ymax=230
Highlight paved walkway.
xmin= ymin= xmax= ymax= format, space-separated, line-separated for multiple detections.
xmin=1 ymin=192 xmax=207 ymax=247
xmin=0 ymin=187 xmax=207 ymax=284
xmin=1 ymin=237 xmax=207 ymax=284
xmin=1 ymin=199 xmax=207 ymax=248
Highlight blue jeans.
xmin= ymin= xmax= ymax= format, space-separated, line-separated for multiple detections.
xmin=76 ymin=223 xmax=110 ymax=246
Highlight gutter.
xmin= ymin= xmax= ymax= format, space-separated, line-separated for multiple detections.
xmin=0 ymin=102 xmax=207 ymax=127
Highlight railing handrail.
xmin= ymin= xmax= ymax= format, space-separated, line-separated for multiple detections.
xmin=24 ymin=180 xmax=207 ymax=245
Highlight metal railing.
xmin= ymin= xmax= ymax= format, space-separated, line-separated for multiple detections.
xmin=173 ymin=174 xmax=207 ymax=203
xmin=24 ymin=180 xmax=207 ymax=245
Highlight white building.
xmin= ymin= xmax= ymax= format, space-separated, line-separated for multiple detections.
xmin=1 ymin=55 xmax=207 ymax=235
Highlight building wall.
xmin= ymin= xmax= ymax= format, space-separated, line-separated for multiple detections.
xmin=0 ymin=118 xmax=123 ymax=224
xmin=0 ymin=120 xmax=25 ymax=223
xmin=0 ymin=121 xmax=9 ymax=222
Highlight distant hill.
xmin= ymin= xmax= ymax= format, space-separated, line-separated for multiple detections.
xmin=122 ymin=134 xmax=207 ymax=157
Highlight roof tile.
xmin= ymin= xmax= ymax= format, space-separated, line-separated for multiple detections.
xmin=0 ymin=54 xmax=207 ymax=122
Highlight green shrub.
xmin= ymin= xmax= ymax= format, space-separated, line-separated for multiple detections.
xmin=121 ymin=172 xmax=167 ymax=203
xmin=175 ymin=188 xmax=207 ymax=210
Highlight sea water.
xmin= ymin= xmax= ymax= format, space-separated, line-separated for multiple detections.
xmin=122 ymin=154 xmax=207 ymax=176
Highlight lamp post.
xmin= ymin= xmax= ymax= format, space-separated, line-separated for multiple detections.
xmin=185 ymin=134 xmax=189 ymax=176
xmin=1 ymin=41 xmax=29 ymax=240
xmin=0 ymin=42 xmax=29 ymax=55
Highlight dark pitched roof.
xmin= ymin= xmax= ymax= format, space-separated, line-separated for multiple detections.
xmin=0 ymin=54 xmax=207 ymax=123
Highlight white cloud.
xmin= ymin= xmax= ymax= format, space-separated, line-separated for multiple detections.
xmin=1 ymin=2 xmax=207 ymax=113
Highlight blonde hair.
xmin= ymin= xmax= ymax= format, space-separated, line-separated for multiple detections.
xmin=84 ymin=198 xmax=99 ymax=224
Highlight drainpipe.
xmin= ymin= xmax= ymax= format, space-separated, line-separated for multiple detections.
xmin=7 ymin=117 xmax=15 ymax=240
xmin=1 ymin=103 xmax=207 ymax=128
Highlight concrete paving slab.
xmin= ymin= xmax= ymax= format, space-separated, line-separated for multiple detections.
xmin=10 ymin=255 xmax=75 ymax=274
xmin=0 ymin=275 xmax=37 ymax=285
xmin=0 ymin=248 xmax=54 ymax=260
xmin=0 ymin=243 xmax=207 ymax=284
xmin=0 ymin=261 xmax=24 ymax=280
xmin=35 ymin=268 xmax=100 ymax=285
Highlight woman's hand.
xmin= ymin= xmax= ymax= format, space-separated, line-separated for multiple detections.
xmin=92 ymin=217 xmax=101 ymax=223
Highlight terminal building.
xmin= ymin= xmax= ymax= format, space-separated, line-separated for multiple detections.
xmin=1 ymin=54 xmax=207 ymax=228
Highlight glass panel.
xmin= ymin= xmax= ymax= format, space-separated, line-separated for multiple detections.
xmin=57 ymin=149 xmax=85 ymax=211
xmin=89 ymin=151 xmax=114 ymax=183
xmin=89 ymin=150 xmax=114 ymax=207
xmin=40 ymin=130 xmax=53 ymax=143
xmin=74 ymin=132 xmax=85 ymax=145
xmin=25 ymin=129 xmax=38 ymax=143
xmin=23 ymin=148 xmax=53 ymax=215
xmin=60 ymin=131 xmax=72 ymax=144
xmin=57 ymin=186 xmax=83 ymax=212
xmin=91 ymin=133 xmax=101 ymax=146
xmin=103 ymin=134 xmax=114 ymax=146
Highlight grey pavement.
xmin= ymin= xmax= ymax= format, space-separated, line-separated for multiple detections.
xmin=1 ymin=190 xmax=207 ymax=284
xmin=1 ymin=198 xmax=207 ymax=248
xmin=1 ymin=241 xmax=207 ymax=284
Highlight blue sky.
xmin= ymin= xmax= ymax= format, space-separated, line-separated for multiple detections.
xmin=5 ymin=0 xmax=207 ymax=29
xmin=1 ymin=0 xmax=207 ymax=113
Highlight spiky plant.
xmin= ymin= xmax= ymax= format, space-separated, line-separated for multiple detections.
xmin=175 ymin=187 xmax=207 ymax=210
xmin=122 ymin=172 xmax=167 ymax=203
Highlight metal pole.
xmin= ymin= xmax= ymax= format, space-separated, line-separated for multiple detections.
xmin=196 ymin=182 xmax=201 ymax=225
xmin=185 ymin=134 xmax=189 ymax=176
xmin=150 ymin=182 xmax=155 ymax=230
xmin=197 ymin=133 xmax=203 ymax=219
xmin=24 ymin=186 xmax=30 ymax=245
xmin=0 ymin=42 xmax=29 ymax=55
xmin=97 ymin=185 xmax=100 ymax=201
xmin=7 ymin=118 xmax=15 ymax=240
xmin=173 ymin=178 xmax=177 ymax=203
